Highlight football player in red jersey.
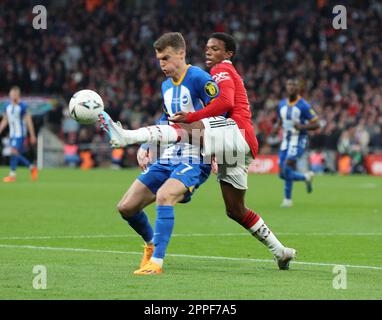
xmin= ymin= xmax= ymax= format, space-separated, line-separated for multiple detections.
xmin=99 ymin=33 xmax=296 ymax=270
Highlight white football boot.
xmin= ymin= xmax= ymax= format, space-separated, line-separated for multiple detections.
xmin=280 ymin=198 xmax=293 ymax=208
xmin=98 ymin=111 xmax=128 ymax=148
xmin=276 ymin=247 xmax=297 ymax=270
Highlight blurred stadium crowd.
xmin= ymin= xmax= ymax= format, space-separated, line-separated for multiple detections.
xmin=0 ymin=0 xmax=381 ymax=173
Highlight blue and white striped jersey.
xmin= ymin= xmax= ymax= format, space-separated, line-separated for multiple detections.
xmin=4 ymin=101 xmax=28 ymax=139
xmin=277 ymin=96 xmax=317 ymax=152
xmin=158 ymin=64 xmax=219 ymax=162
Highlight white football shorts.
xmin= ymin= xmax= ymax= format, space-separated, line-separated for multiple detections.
xmin=201 ymin=116 xmax=253 ymax=190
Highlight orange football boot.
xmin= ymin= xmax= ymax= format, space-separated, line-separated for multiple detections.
xmin=31 ymin=166 xmax=38 ymax=181
xmin=140 ymin=243 xmax=154 ymax=268
xmin=134 ymin=261 xmax=162 ymax=275
xmin=3 ymin=176 xmax=16 ymax=183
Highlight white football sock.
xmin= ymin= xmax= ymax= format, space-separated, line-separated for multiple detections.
xmin=150 ymin=257 xmax=163 ymax=268
xmin=248 ymin=218 xmax=285 ymax=259
xmin=124 ymin=125 xmax=179 ymax=145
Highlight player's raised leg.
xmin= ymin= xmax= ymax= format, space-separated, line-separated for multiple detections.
xmin=283 ymin=159 xmax=314 ymax=193
xmin=99 ymin=111 xmax=181 ymax=147
xmin=117 ymin=179 xmax=156 ymax=267
xmin=98 ymin=111 xmax=208 ymax=149
xmin=279 ymin=147 xmax=315 ymax=207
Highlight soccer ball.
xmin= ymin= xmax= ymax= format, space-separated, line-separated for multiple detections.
xmin=69 ymin=89 xmax=104 ymax=124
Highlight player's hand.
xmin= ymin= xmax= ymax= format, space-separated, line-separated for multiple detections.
xmin=169 ymin=112 xmax=188 ymax=123
xmin=137 ymin=147 xmax=150 ymax=171
xmin=30 ymin=136 xmax=37 ymax=145
xmin=294 ymin=123 xmax=304 ymax=130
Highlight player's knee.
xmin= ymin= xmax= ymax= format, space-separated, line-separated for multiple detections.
xmin=156 ymin=192 xmax=172 ymax=206
xmin=117 ymin=200 xmax=136 ymax=218
xmin=10 ymin=148 xmax=18 ymax=155
xmin=156 ymin=189 xmax=178 ymax=206
xmin=225 ymin=206 xmax=246 ymax=221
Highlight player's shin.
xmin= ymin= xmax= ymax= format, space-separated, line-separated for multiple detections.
xmin=285 ymin=180 xmax=293 ymax=200
xmin=151 ymin=206 xmax=175 ymax=268
xmin=241 ymin=209 xmax=285 ymax=259
xmin=10 ymin=155 xmax=18 ymax=175
xmin=125 ymin=125 xmax=181 ymax=145
xmin=123 ymin=211 xmax=154 ymax=244
xmin=17 ymin=154 xmax=31 ymax=168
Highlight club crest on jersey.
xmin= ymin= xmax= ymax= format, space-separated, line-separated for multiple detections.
xmin=182 ymin=94 xmax=190 ymax=105
xmin=204 ymin=81 xmax=219 ymax=98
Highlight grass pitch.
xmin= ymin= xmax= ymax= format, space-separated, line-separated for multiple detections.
xmin=0 ymin=167 xmax=381 ymax=299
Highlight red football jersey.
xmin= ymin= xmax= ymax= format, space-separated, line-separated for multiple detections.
xmin=186 ymin=60 xmax=258 ymax=158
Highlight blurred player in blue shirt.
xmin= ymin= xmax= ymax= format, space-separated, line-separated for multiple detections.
xmin=0 ymin=86 xmax=38 ymax=182
xmin=275 ymin=78 xmax=319 ymax=207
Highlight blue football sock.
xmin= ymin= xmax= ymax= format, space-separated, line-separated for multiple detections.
xmin=124 ymin=211 xmax=153 ymax=243
xmin=17 ymin=155 xmax=31 ymax=168
xmin=152 ymin=205 xmax=174 ymax=259
xmin=284 ymin=164 xmax=306 ymax=181
xmin=10 ymin=155 xmax=18 ymax=172
xmin=285 ymin=180 xmax=293 ymax=199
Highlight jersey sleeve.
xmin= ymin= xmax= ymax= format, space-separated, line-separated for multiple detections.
xmin=186 ymin=65 xmax=235 ymax=123
xmin=301 ymin=101 xmax=318 ymax=122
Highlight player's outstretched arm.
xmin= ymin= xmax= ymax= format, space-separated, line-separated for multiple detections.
xmin=170 ymin=76 xmax=235 ymax=123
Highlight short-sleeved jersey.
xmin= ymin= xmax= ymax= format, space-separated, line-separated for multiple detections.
xmin=277 ymin=96 xmax=317 ymax=151
xmin=159 ymin=64 xmax=219 ymax=162
xmin=5 ymin=101 xmax=28 ymax=139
